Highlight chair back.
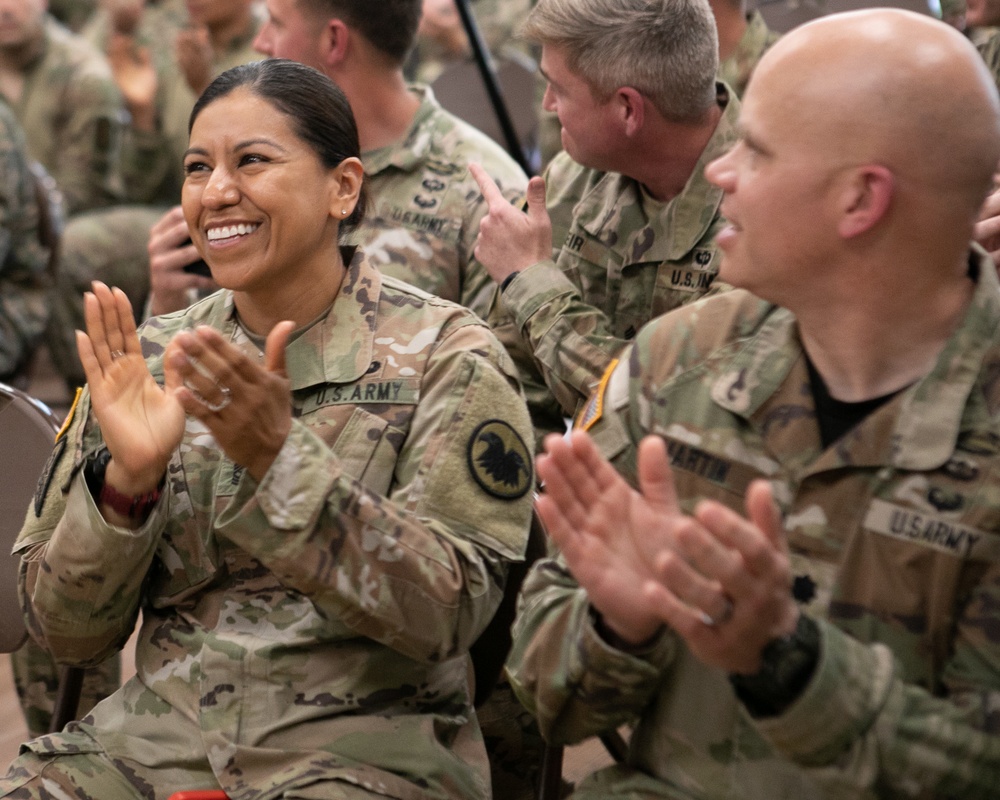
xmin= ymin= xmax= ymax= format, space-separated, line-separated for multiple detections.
xmin=431 ymin=52 xmax=540 ymax=167
xmin=0 ymin=383 xmax=61 ymax=652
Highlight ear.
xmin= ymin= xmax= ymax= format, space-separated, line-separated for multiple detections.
xmin=329 ymin=156 xmax=364 ymax=218
xmin=616 ymin=87 xmax=645 ymax=138
xmin=837 ymin=165 xmax=894 ymax=239
xmin=320 ymin=18 xmax=350 ymax=69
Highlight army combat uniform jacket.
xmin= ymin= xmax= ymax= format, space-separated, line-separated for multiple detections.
xmin=9 ymin=252 xmax=534 ymax=800
xmin=349 ymin=86 xmax=528 ymax=321
xmin=718 ymin=12 xmax=780 ymax=98
xmin=507 ymin=252 xmax=1000 ymax=799
xmin=492 ymin=84 xmax=739 ymax=435
xmin=5 ymin=16 xmax=124 ymax=215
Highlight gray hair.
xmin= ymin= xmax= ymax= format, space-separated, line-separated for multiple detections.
xmin=524 ymin=0 xmax=719 ymax=123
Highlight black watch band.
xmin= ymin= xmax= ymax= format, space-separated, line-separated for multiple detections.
xmin=500 ymin=271 xmax=520 ymax=292
xmin=729 ymin=613 xmax=820 ymax=718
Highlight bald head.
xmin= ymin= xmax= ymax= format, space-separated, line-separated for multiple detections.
xmin=748 ymin=10 xmax=1000 ymax=220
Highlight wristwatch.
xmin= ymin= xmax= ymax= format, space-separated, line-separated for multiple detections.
xmin=729 ymin=613 xmax=820 ymax=718
xmin=84 ymin=448 xmax=162 ymax=520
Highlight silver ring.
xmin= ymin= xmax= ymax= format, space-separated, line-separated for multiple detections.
xmin=185 ymin=379 xmax=231 ymax=412
xmin=699 ymin=596 xmax=734 ymax=627
xmin=110 ymin=350 xmax=125 ymax=360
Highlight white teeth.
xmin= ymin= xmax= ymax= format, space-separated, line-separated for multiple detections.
xmin=206 ymin=223 xmax=258 ymax=241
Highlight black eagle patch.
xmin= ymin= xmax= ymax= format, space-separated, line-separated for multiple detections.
xmin=467 ymin=420 xmax=532 ymax=500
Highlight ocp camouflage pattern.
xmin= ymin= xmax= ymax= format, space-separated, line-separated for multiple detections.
xmin=5 ymin=251 xmax=534 ymax=800
xmin=489 ymin=84 xmax=739 ymax=440
xmin=507 ymin=250 xmax=1000 ymax=799
xmin=347 ymin=87 xmax=528 ymax=322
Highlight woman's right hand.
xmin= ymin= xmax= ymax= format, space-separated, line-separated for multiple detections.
xmin=76 ymin=282 xmax=186 ymax=495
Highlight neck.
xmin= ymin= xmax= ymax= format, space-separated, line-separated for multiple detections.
xmin=335 ymin=65 xmax=421 ymax=152
xmin=629 ymin=104 xmax=722 ymax=202
xmin=234 ymin=248 xmax=347 ymax=335
xmin=795 ymin=254 xmax=974 ymax=401
xmin=207 ymin=10 xmax=254 ymax=55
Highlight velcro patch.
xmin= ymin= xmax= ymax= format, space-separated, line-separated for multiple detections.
xmin=467 ymin=420 xmax=532 ymax=500
xmin=864 ymin=498 xmax=1000 ymax=560
xmin=34 ymin=436 xmax=67 ymax=518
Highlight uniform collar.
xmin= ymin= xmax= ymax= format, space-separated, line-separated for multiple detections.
xmin=571 ymin=83 xmax=740 ymax=262
xmin=218 ymin=249 xmax=380 ymax=391
xmin=361 ymin=85 xmax=439 ymax=175
xmin=710 ymin=249 xmax=1000 ymax=471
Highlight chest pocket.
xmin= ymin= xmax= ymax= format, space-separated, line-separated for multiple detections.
xmin=649 ymin=249 xmax=721 ymax=317
xmin=325 ymin=405 xmax=402 ymax=499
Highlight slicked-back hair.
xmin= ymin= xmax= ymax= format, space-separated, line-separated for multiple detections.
xmin=190 ymin=59 xmax=367 ymax=233
xmin=296 ymin=0 xmax=422 ymax=65
xmin=524 ymin=0 xmax=719 ymax=123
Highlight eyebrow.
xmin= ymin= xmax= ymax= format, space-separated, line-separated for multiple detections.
xmin=183 ymin=137 xmax=290 ymax=159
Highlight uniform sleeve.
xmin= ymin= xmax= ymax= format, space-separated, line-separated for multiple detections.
xmin=214 ymin=320 xmax=535 ymax=664
xmin=755 ymin=583 xmax=1000 ymax=798
xmin=48 ymin=67 xmax=124 ymax=214
xmin=496 ymin=258 xmax=625 ymax=420
xmin=506 ymin=345 xmax=681 ymax=743
xmin=0 ymin=112 xmax=51 ymax=378
xmin=505 ymin=552 xmax=678 ymax=745
xmin=16 ymin=392 xmax=162 ymax=666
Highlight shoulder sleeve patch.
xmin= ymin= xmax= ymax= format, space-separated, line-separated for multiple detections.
xmin=467 ymin=420 xmax=533 ymax=500
xmin=577 ymin=358 xmax=619 ymax=432
xmin=34 ymin=436 xmax=67 ymax=518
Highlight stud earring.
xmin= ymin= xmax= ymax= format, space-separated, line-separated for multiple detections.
xmin=341 ymin=209 xmax=348 ymax=216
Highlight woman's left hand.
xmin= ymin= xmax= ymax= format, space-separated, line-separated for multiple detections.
xmin=165 ymin=321 xmax=295 ymax=482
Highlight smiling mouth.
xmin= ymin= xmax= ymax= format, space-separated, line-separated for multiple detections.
xmin=206 ymin=224 xmax=259 ymax=242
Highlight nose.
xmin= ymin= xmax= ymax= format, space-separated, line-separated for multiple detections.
xmin=705 ymin=147 xmax=736 ymax=192
xmin=542 ymin=83 xmax=556 ymax=114
xmin=253 ymin=23 xmax=273 ymax=56
xmin=201 ymin=166 xmax=240 ymax=208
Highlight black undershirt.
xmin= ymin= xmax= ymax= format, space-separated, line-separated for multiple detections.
xmin=805 ymin=357 xmax=904 ymax=449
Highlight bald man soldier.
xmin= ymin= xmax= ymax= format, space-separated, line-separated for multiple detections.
xmin=508 ymin=9 xmax=1000 ymax=798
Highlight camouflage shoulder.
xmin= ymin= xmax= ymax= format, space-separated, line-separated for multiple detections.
xmin=16 ymin=388 xmax=96 ymax=552
xmin=421 ymin=102 xmax=528 ymax=188
xmin=633 ymin=288 xmax=777 ymax=383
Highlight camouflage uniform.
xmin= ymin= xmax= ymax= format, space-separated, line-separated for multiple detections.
xmin=971 ymin=27 xmax=1000 ymax=93
xmin=491 ymin=84 xmax=739 ymax=437
xmin=349 ymin=86 xmax=527 ymax=322
xmin=3 ymin=16 xmax=124 ymax=216
xmin=44 ymin=17 xmax=263 ymax=392
xmin=507 ymin=250 xmax=1000 ymax=799
xmin=0 ymin=101 xmax=51 ymax=379
xmin=718 ymin=12 xmax=780 ymax=98
xmin=3 ymin=250 xmax=534 ymax=800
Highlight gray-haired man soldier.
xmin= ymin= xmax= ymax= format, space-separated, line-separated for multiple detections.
xmin=471 ymin=0 xmax=739 ymax=443
xmin=511 ymin=10 xmax=1000 ymax=797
